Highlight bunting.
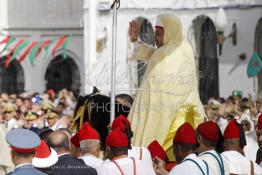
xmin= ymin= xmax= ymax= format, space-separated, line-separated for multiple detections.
xmin=0 ymin=34 xmax=72 ymax=67
xmin=5 ymin=40 xmax=25 ymax=67
xmin=52 ymin=35 xmax=67 ymax=56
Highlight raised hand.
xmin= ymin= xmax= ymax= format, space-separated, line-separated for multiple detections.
xmin=128 ymin=21 xmax=139 ymax=42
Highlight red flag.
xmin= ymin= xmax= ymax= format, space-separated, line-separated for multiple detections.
xmin=18 ymin=42 xmax=38 ymax=64
xmin=5 ymin=39 xmax=24 ymax=67
xmin=36 ymin=40 xmax=51 ymax=58
xmin=52 ymin=35 xmax=67 ymax=56
xmin=0 ymin=35 xmax=10 ymax=45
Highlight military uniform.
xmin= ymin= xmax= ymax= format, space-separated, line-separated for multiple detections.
xmin=5 ymin=128 xmax=47 ymax=175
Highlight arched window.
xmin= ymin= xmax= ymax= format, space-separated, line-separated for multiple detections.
xmin=0 ymin=59 xmax=24 ymax=94
xmin=44 ymin=55 xmax=80 ymax=93
xmin=255 ymin=17 xmax=262 ymax=98
xmin=193 ymin=16 xmax=219 ymax=104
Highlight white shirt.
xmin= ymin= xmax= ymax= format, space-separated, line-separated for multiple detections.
xmin=222 ymin=150 xmax=262 ymax=175
xmin=198 ymin=150 xmax=230 ymax=175
xmin=6 ymin=118 xmax=19 ymax=131
xmin=128 ymin=146 xmax=153 ymax=168
xmin=80 ymin=154 xmax=103 ymax=169
xmin=97 ymin=156 xmax=156 ymax=175
xmin=244 ymin=131 xmax=259 ymax=162
xmin=169 ymin=153 xmax=214 ymax=175
xmin=50 ymin=122 xmax=63 ymax=131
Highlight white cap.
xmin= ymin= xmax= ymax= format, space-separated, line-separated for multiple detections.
xmin=155 ymin=15 xmax=164 ymax=29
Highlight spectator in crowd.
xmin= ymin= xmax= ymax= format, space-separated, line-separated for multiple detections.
xmin=24 ymin=111 xmax=39 ymax=129
xmin=46 ymin=130 xmax=97 ymax=175
xmin=240 ymin=110 xmax=258 ymax=162
xmin=256 ymin=114 xmax=262 ymax=166
xmin=3 ymin=103 xmax=19 ymax=131
xmin=79 ymin=122 xmax=103 ymax=169
xmin=0 ymin=122 xmax=13 ymax=175
xmin=45 ymin=110 xmax=63 ymax=131
xmin=115 ymin=94 xmax=134 ymax=109
xmin=5 ymin=128 xmax=46 ymax=175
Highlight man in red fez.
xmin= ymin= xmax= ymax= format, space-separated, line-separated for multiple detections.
xmin=155 ymin=122 xmax=212 ymax=175
xmin=147 ymin=140 xmax=176 ymax=172
xmin=196 ymin=121 xmax=229 ymax=175
xmin=111 ymin=115 xmax=153 ymax=168
xmin=256 ymin=113 xmax=262 ymax=166
xmin=97 ymin=127 xmax=156 ymax=175
xmin=221 ymin=119 xmax=262 ymax=174
xmin=70 ymin=132 xmax=81 ymax=158
xmin=78 ymin=122 xmax=103 ymax=169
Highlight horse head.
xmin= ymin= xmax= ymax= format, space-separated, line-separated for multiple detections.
xmin=71 ymin=86 xmax=130 ymax=149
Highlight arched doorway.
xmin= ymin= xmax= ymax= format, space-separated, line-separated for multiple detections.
xmin=0 ymin=58 xmax=24 ymax=94
xmin=137 ymin=17 xmax=155 ymax=86
xmin=193 ymin=16 xmax=219 ymax=104
xmin=255 ymin=17 xmax=262 ymax=98
xmin=44 ymin=55 xmax=80 ymax=93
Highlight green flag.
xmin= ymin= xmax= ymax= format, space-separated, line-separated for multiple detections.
xmin=247 ymin=52 xmax=262 ymax=78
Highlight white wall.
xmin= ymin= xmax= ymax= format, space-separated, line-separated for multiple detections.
xmin=1 ymin=0 xmax=262 ymax=96
xmin=0 ymin=0 xmax=84 ymax=93
xmin=88 ymin=3 xmax=262 ymax=98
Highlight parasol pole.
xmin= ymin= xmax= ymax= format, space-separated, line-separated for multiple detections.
xmin=110 ymin=0 xmax=120 ymax=124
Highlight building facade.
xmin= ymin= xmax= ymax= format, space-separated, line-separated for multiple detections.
xmin=0 ymin=0 xmax=262 ymax=102
xmin=0 ymin=0 xmax=84 ymax=93
xmin=85 ymin=0 xmax=262 ymax=102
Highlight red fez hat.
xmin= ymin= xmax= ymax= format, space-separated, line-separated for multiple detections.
xmin=258 ymin=113 xmax=262 ymax=130
xmin=174 ymin=122 xmax=196 ymax=144
xmin=70 ymin=132 xmax=80 ymax=147
xmin=79 ymin=122 xmax=100 ymax=143
xmin=224 ymin=119 xmax=240 ymax=139
xmin=197 ymin=121 xmax=219 ymax=142
xmin=32 ymin=140 xmax=58 ymax=168
xmin=106 ymin=127 xmax=128 ymax=148
xmin=165 ymin=161 xmax=176 ymax=172
xmin=112 ymin=115 xmax=131 ymax=131
xmin=147 ymin=140 xmax=166 ymax=161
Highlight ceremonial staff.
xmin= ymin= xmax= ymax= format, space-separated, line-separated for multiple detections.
xmin=110 ymin=0 xmax=120 ymax=123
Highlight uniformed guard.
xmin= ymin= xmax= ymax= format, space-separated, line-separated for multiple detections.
xmin=97 ymin=127 xmax=156 ymax=175
xmin=111 ymin=115 xmax=153 ymax=168
xmin=79 ymin=122 xmax=103 ymax=169
xmin=5 ymin=128 xmax=46 ymax=175
xmin=196 ymin=121 xmax=229 ymax=175
xmin=221 ymin=119 xmax=262 ymax=174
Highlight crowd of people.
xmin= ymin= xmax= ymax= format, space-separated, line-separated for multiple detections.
xmin=1 ymin=13 xmax=262 ymax=175
xmin=0 ymin=88 xmax=262 ymax=175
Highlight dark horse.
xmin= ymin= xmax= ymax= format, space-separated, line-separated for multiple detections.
xmin=72 ymin=87 xmax=130 ymax=149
